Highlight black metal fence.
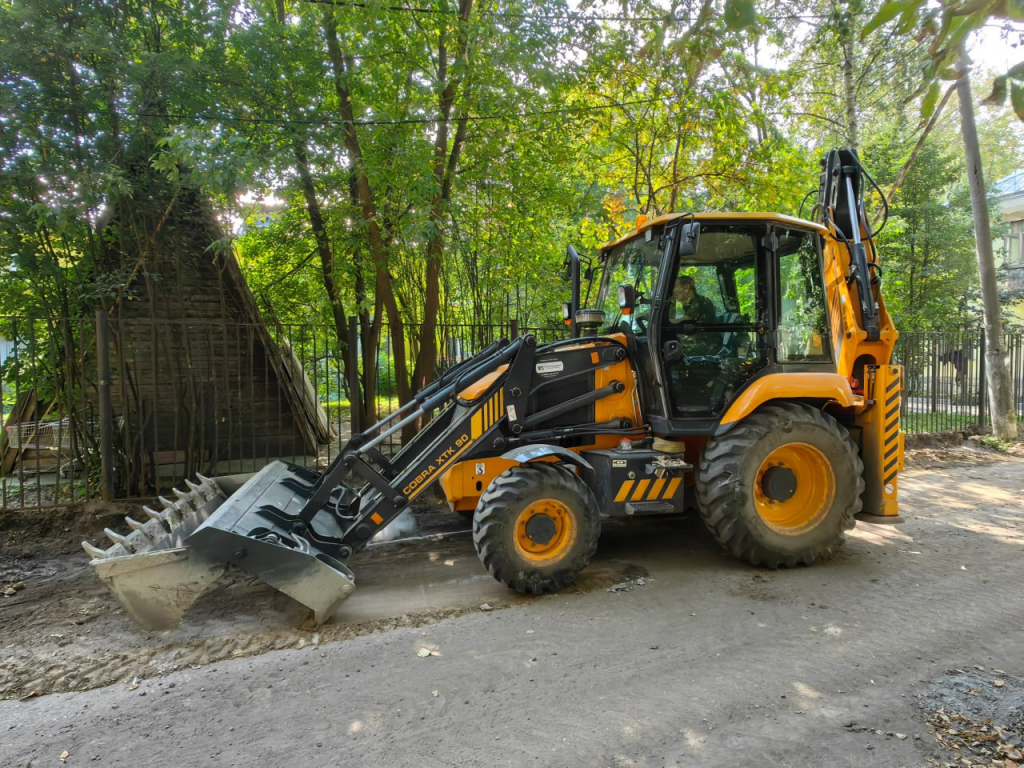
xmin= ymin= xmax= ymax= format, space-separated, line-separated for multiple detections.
xmin=894 ymin=331 xmax=1024 ymax=434
xmin=0 ymin=315 xmax=565 ymax=511
xmin=3 ymin=319 xmax=1023 ymax=512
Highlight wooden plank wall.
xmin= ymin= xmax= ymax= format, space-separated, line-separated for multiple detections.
xmin=104 ymin=238 xmax=320 ymax=475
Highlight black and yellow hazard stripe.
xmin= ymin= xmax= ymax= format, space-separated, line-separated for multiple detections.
xmin=407 ymin=390 xmax=506 ymax=501
xmin=882 ymin=367 xmax=901 ymax=488
xmin=613 ymin=477 xmax=683 ymax=503
xmin=471 ymin=388 xmax=505 ymax=440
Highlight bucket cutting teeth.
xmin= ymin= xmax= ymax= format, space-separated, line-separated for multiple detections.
xmin=158 ymin=496 xmax=184 ymax=526
xmin=142 ymin=505 xmax=167 ymax=525
xmin=83 ymin=463 xmax=358 ymax=630
xmin=82 ymin=476 xmax=232 ymax=630
xmin=82 ymin=541 xmax=108 ymax=560
xmin=104 ymin=528 xmax=133 ymax=550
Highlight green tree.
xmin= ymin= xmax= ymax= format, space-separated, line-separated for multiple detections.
xmin=866 ymin=126 xmax=980 ymax=329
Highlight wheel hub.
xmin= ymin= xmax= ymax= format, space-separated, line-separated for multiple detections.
xmin=524 ymin=514 xmax=557 ymax=546
xmin=752 ymin=442 xmax=836 ymax=535
xmin=513 ymin=498 xmax=576 ymax=565
xmin=760 ymin=466 xmax=797 ymax=502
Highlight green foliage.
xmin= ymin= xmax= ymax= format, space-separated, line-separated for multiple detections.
xmin=864 ymin=0 xmax=1024 ymax=121
xmin=865 ymin=121 xmax=981 ymax=329
xmin=1 ymin=0 xmax=1019 ymax=387
xmin=979 ymin=434 xmax=1012 ymax=452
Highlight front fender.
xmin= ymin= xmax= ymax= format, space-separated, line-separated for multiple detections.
xmin=500 ymin=444 xmax=593 ymax=470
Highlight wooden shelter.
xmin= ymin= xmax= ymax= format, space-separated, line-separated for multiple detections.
xmin=99 ymin=186 xmax=332 ymax=491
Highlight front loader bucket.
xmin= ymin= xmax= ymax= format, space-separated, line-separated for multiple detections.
xmin=83 ymin=463 xmax=355 ymax=630
xmin=82 ymin=474 xmax=231 ymax=630
xmin=185 ymin=461 xmax=356 ymax=624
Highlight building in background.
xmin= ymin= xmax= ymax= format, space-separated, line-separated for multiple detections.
xmin=995 ymin=170 xmax=1024 ymax=325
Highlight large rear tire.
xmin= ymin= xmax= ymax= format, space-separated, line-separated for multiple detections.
xmin=696 ymin=402 xmax=864 ymax=568
xmin=472 ymin=463 xmax=600 ymax=594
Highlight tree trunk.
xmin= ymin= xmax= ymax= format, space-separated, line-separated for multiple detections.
xmin=322 ymin=13 xmax=412 ymax=409
xmin=411 ymin=0 xmax=474 ymax=393
xmin=956 ymin=53 xmax=1018 ymax=439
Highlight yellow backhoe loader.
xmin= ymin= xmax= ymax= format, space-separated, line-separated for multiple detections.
xmin=83 ymin=148 xmax=903 ymax=629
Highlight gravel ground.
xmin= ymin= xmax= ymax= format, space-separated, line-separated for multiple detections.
xmin=1 ymin=444 xmax=1023 ymax=767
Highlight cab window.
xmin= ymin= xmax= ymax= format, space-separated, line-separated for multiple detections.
xmin=776 ymin=229 xmax=831 ymax=363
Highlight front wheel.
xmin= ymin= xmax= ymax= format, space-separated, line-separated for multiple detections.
xmin=472 ymin=463 xmax=600 ymax=594
xmin=696 ymin=402 xmax=864 ymax=568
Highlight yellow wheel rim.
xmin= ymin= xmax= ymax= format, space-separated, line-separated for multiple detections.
xmin=514 ymin=498 xmax=576 ymax=566
xmin=753 ymin=443 xmax=836 ymax=535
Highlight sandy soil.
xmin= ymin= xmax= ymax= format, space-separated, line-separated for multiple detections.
xmin=1 ymin=443 xmax=1023 ymax=767
xmin=0 ymin=500 xmax=643 ymax=702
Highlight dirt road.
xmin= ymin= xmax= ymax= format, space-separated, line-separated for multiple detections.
xmin=2 ymin=447 xmax=1024 ymax=767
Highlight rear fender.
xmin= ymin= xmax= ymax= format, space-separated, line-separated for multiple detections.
xmin=715 ymin=373 xmax=858 ymax=435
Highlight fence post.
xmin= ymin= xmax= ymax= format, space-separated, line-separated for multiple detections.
xmin=978 ymin=331 xmax=987 ymax=430
xmin=347 ymin=317 xmax=362 ymax=435
xmin=95 ymin=310 xmax=115 ymax=501
xmin=510 ymin=319 xmax=519 ymax=340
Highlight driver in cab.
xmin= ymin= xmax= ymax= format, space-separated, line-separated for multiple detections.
xmin=668 ymin=275 xmax=715 ymax=325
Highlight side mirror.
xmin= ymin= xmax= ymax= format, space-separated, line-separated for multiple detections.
xmin=663 ymin=339 xmax=683 ymax=363
xmin=679 ymin=222 xmax=700 ymax=257
xmin=617 ymin=285 xmax=637 ymax=315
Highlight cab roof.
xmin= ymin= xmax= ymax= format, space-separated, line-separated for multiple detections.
xmin=598 ymin=211 xmax=829 ymax=254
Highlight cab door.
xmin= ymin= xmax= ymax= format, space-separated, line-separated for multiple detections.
xmin=648 ymin=220 xmax=770 ymax=435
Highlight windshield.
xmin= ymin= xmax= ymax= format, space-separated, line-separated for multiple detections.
xmin=594 ymin=225 xmax=664 ymax=333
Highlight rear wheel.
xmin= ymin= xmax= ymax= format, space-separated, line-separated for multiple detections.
xmin=472 ymin=463 xmax=600 ymax=594
xmin=695 ymin=402 xmax=864 ymax=568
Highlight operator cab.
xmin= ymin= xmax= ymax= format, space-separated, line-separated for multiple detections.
xmin=594 ymin=213 xmax=835 ymax=435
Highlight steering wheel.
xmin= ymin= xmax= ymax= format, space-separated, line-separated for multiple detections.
xmin=682 ymin=354 xmax=724 ymax=369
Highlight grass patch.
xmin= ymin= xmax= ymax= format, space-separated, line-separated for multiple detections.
xmin=978 ymin=435 xmax=1012 ymax=453
xmin=901 ymin=411 xmax=979 ymax=434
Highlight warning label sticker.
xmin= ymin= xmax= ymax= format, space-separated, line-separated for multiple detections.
xmin=535 ymin=359 xmax=564 ymax=377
